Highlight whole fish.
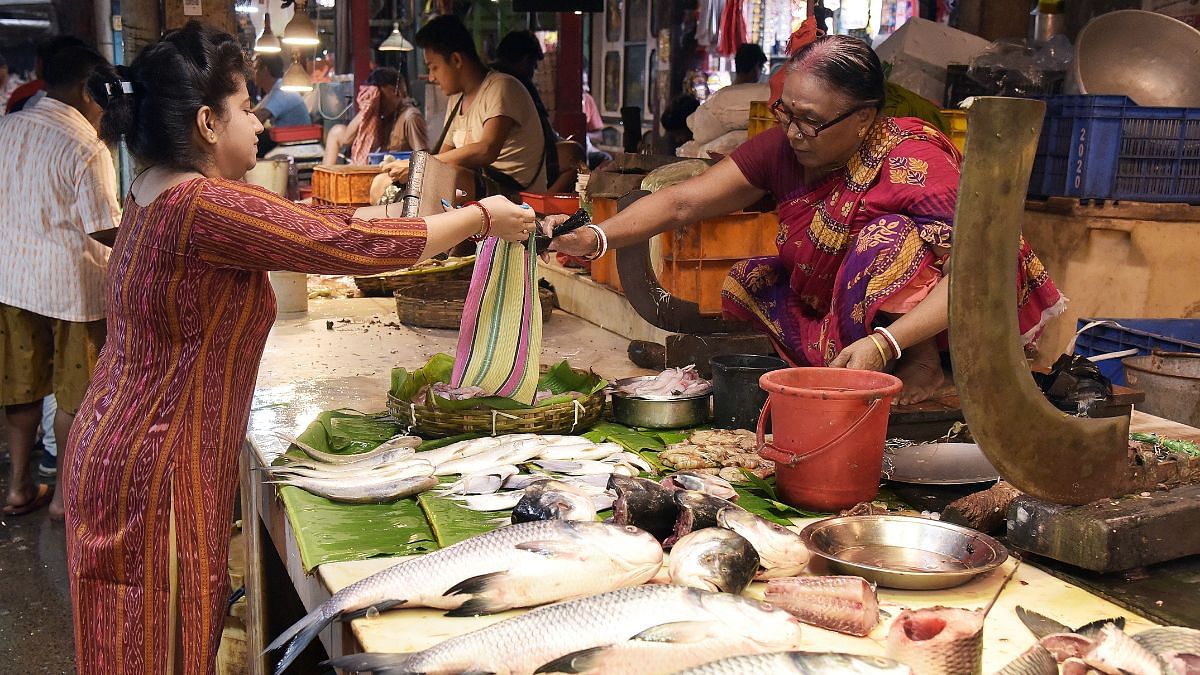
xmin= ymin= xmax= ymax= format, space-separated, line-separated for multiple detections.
xmin=325 ymin=585 xmax=795 ymax=675
xmin=275 ymin=432 xmax=420 ymax=466
xmin=715 ymin=508 xmax=809 ymax=579
xmin=436 ymin=437 xmax=547 ymax=476
xmin=504 ymin=471 xmax=554 ymax=490
xmin=535 ymin=459 xmax=639 ymax=476
xmin=662 ymin=472 xmax=739 ymax=501
xmin=670 ymin=651 xmax=913 ymax=675
xmin=533 ymin=611 xmax=803 ymax=674
xmin=764 ymin=576 xmax=880 ymax=637
xmin=270 ymin=446 xmax=420 ymax=473
xmin=539 ymin=440 xmax=625 ymax=462
xmin=267 ymin=474 xmax=437 ymax=504
xmin=267 ymin=521 xmax=664 ymax=674
xmin=439 ymin=465 xmax=521 ymax=495
xmin=993 ymin=644 xmax=1058 ymax=675
xmin=668 ymin=491 xmax=741 ymax=547
xmin=591 ymin=493 xmax=616 ymax=512
xmin=263 ymin=458 xmax=433 ymax=482
xmin=454 ymin=491 xmax=528 ymax=512
xmin=886 ymin=606 xmax=985 ymax=675
xmin=371 ymin=433 xmax=425 ymax=453
xmin=609 ymin=475 xmax=679 ymax=541
xmin=512 ymin=480 xmax=598 ymax=524
xmin=411 ymin=436 xmax=505 ymax=467
xmin=668 ymin=528 xmax=759 ymax=594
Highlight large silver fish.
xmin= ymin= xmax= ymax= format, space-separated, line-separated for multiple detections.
xmin=266 ymin=520 xmax=663 ymax=674
xmin=533 ymin=607 xmax=803 ymax=674
xmin=325 ymin=585 xmax=796 ymax=675
xmin=266 ymin=474 xmax=437 ymax=504
xmin=669 ymin=651 xmax=913 ymax=674
xmin=668 ymin=528 xmax=759 ymax=594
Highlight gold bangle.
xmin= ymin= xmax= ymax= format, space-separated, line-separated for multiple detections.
xmin=868 ymin=334 xmax=890 ymax=365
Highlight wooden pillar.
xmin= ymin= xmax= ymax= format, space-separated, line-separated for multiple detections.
xmin=555 ymin=11 xmax=586 ymax=141
xmin=162 ymin=0 xmax=235 ymax=33
xmin=352 ymin=0 xmax=371 ymax=86
xmin=121 ymin=0 xmax=161 ymax=63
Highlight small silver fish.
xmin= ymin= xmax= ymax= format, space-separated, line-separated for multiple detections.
xmin=453 ymin=491 xmax=528 ymax=512
xmin=436 ymin=437 xmax=546 ymax=476
xmin=668 ymin=528 xmax=759 ymax=594
xmin=274 ymin=432 xmax=416 ymax=466
xmin=268 ymin=521 xmax=664 ymax=675
xmin=267 ymin=474 xmax=437 ymax=504
xmin=671 ymin=651 xmax=913 ymax=675
xmin=439 ymin=465 xmax=521 ymax=495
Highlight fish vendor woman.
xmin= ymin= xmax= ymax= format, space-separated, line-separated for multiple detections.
xmin=65 ymin=22 xmax=535 ymax=674
xmin=547 ymin=35 xmax=1065 ymax=405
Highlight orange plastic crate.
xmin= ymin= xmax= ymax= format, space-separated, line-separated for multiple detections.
xmin=521 ymin=192 xmax=580 ymax=216
xmin=311 ymin=165 xmax=384 ymax=206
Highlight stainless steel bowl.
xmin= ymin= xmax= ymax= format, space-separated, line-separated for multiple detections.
xmin=1071 ymin=10 xmax=1200 ymax=107
xmin=610 ymin=377 xmax=711 ymax=429
xmin=799 ymin=515 xmax=1009 ymax=590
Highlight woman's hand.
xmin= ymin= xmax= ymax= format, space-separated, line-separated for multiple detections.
xmin=538 ymin=214 xmax=600 ymax=258
xmin=383 ymin=158 xmax=410 ymax=183
xmin=478 ymin=195 xmax=537 ymax=242
xmin=829 ymin=335 xmax=889 ymax=372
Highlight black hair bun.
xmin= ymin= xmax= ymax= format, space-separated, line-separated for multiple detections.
xmin=88 ymin=64 xmax=138 ymax=143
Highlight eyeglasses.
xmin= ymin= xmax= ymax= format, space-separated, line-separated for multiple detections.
xmin=770 ymin=99 xmax=875 ymax=138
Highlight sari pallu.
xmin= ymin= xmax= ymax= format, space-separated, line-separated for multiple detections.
xmin=722 ymin=117 xmax=1063 ymax=366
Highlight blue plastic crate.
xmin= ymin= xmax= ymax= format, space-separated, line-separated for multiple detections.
xmin=367 ymin=151 xmax=412 ymax=165
xmin=1073 ymin=318 xmax=1200 ymax=385
xmin=1028 ymin=96 xmax=1200 ymax=204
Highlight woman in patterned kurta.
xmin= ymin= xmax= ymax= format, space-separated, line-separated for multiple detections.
xmin=546 ymin=35 xmax=1063 ymax=405
xmin=67 ymin=23 xmax=535 ymax=674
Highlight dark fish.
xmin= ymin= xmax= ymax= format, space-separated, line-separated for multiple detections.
xmin=512 ymin=479 xmax=597 ymax=524
xmin=609 ymin=475 xmax=678 ymax=541
xmin=668 ymin=528 xmax=759 ymax=594
xmin=993 ymin=644 xmax=1058 ymax=675
xmin=764 ymin=576 xmax=880 ymax=637
xmin=886 ymin=606 xmax=984 ymax=675
xmin=667 ymin=490 xmax=740 ymax=547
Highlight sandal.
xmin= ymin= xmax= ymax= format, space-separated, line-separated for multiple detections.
xmin=3 ymin=483 xmax=53 ymax=516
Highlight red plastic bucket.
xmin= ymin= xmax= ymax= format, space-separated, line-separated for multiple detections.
xmin=757 ymin=368 xmax=903 ymax=511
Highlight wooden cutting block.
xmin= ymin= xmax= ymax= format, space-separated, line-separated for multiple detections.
xmin=1006 ymin=484 xmax=1200 ymax=573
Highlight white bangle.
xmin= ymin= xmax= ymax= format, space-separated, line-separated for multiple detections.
xmin=584 ymin=224 xmax=608 ymax=260
xmin=874 ymin=326 xmax=902 ymax=360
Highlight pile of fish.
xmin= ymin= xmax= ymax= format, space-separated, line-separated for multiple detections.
xmin=617 ymin=366 xmax=713 ymax=398
xmin=1009 ymin=606 xmax=1200 ymax=675
xmin=262 ymin=433 xmax=437 ymax=504
xmin=659 ymin=429 xmax=775 ymax=483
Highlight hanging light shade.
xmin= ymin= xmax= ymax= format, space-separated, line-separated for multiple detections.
xmin=281 ymin=1 xmax=320 ymax=46
xmin=255 ymin=12 xmax=282 ymax=53
xmin=379 ymin=22 xmax=414 ymax=51
xmin=280 ymin=55 xmax=313 ymax=92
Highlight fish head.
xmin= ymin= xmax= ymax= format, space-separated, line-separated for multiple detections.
xmin=669 ymin=529 xmax=760 ymax=595
xmin=716 ymin=508 xmax=809 ymax=570
xmin=566 ymin=521 xmax=665 ymax=577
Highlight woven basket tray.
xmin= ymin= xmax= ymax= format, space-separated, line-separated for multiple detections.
xmin=355 ymin=257 xmax=475 ymax=297
xmin=387 ymin=384 xmax=606 ymax=436
xmin=394 ymin=281 xmax=556 ymax=330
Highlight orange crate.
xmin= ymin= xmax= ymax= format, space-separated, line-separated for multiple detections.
xmin=311 ymin=165 xmax=384 ymax=206
xmin=521 ymin=192 xmax=580 ymax=216
xmin=660 ymin=258 xmax=745 ymax=315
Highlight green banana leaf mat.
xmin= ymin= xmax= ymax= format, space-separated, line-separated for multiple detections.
xmin=276 ymin=411 xmax=833 ymax=571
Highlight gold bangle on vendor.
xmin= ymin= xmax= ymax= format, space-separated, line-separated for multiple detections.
xmin=868 ymin=334 xmax=890 ymax=364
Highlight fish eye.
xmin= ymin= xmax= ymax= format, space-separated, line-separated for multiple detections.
xmin=624 ymin=526 xmax=639 ymax=533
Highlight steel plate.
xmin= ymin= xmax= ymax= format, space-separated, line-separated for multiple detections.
xmin=886 ymin=442 xmax=1001 ymax=485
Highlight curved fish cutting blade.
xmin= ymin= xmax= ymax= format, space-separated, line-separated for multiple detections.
xmin=948 ymin=97 xmax=1130 ymax=505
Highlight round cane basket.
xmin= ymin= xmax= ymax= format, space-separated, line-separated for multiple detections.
xmin=355 ymin=256 xmax=476 ymax=297
xmin=394 ymin=281 xmax=556 ymax=330
xmin=387 ymin=374 xmax=606 ymax=436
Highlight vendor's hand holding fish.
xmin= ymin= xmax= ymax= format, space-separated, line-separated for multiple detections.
xmin=479 ymin=194 xmax=539 ymax=242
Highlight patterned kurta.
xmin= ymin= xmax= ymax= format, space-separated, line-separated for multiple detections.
xmin=64 ymin=177 xmax=427 ymax=674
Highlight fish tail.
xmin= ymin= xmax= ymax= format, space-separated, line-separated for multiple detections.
xmin=265 ymin=605 xmax=338 ymax=675
xmin=324 ymin=652 xmax=416 ymax=674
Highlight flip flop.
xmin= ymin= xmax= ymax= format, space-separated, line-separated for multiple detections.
xmin=3 ymin=483 xmax=53 ymax=516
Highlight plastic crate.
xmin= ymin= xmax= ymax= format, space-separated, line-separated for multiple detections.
xmin=1028 ymin=95 xmax=1200 ymax=204
xmin=311 ymin=165 xmax=384 ymax=206
xmin=269 ymin=124 xmax=323 ymax=144
xmin=1072 ymin=318 xmax=1200 ymax=385
xmin=940 ymin=109 xmax=967 ymax=153
xmin=519 ymin=192 xmax=579 ymax=216
xmin=367 ymin=151 xmax=412 ymax=165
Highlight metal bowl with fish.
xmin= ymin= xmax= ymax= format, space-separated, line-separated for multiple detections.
xmin=799 ymin=514 xmax=1008 ymax=590
xmin=610 ymin=375 xmax=711 ymax=429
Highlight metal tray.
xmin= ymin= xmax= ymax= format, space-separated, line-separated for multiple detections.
xmin=800 ymin=515 xmax=1009 ymax=590
xmin=885 ymin=442 xmax=1001 ymax=485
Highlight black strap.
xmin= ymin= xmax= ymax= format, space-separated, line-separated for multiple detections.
xmin=433 ymin=96 xmax=463 ymax=152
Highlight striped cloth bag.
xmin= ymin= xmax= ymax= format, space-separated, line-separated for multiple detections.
xmin=450 ymin=236 xmax=542 ymax=405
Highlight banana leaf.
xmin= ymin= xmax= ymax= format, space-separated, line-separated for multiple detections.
xmin=390 ymin=354 xmax=607 ymax=411
xmin=418 ymin=487 xmax=509 ymax=548
xmin=275 ymin=410 xmax=439 ymax=571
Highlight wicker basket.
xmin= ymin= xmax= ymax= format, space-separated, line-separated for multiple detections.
xmin=355 ymin=257 xmax=475 ymax=297
xmin=387 ymin=385 xmax=606 ymax=436
xmin=394 ymin=281 xmax=556 ymax=330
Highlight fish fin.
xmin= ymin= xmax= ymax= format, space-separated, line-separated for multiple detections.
xmin=323 ymin=652 xmax=415 ymax=674
xmin=266 ymin=606 xmax=338 ymax=675
xmin=441 ymin=571 xmax=515 ymax=617
xmin=631 ymin=621 xmax=723 ymax=644
xmin=514 ymin=539 xmax=579 ymax=558
xmin=533 ymin=646 xmax=609 ymax=674
xmin=1075 ymin=616 xmax=1125 ymax=637
xmin=339 ymin=599 xmax=407 ymax=621
xmin=444 ymin=597 xmax=509 ymax=618
xmin=1016 ymin=606 xmax=1073 ymax=639
xmin=442 ymin=571 xmax=507 ymax=599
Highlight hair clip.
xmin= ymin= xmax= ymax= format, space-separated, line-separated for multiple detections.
xmin=105 ymin=81 xmax=134 ymax=96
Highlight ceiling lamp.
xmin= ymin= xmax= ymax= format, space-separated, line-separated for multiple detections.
xmin=379 ymin=22 xmax=414 ymax=51
xmin=282 ymin=1 xmax=320 ymax=46
xmin=280 ymin=55 xmax=313 ymax=92
xmin=255 ymin=12 xmax=282 ymax=53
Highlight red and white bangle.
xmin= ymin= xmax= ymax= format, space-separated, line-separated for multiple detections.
xmin=583 ymin=224 xmax=609 ymax=261
xmin=873 ymin=326 xmax=902 ymax=361
xmin=463 ymin=201 xmax=492 ymax=241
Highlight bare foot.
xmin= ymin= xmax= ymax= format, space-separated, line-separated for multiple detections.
xmin=48 ymin=485 xmax=65 ymax=520
xmin=893 ymin=338 xmax=946 ymax=405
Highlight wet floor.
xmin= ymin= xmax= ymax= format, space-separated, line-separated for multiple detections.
xmin=0 ymin=437 xmax=76 ymax=674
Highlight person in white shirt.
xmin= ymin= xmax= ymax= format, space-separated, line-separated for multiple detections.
xmin=680 ymin=43 xmax=772 ymax=159
xmin=0 ymin=44 xmax=119 ymax=518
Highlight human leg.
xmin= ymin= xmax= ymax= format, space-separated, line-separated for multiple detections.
xmin=321 ymin=123 xmax=349 ymax=165
xmin=5 ymin=400 xmax=45 ymax=512
xmin=0 ymin=304 xmax=55 ymax=513
xmin=49 ymin=317 xmax=106 ymax=520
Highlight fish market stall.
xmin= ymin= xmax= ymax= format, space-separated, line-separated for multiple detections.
xmin=240 ymin=296 xmax=1194 ymax=675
